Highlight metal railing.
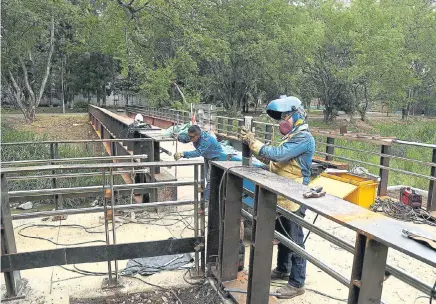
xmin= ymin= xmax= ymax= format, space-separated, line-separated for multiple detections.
xmin=0 ymin=160 xmax=205 ymax=300
xmin=125 ymin=105 xmax=436 ymax=212
xmin=207 ymin=162 xmax=436 ymax=304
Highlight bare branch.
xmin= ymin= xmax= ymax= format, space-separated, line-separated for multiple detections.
xmin=19 ymin=56 xmax=36 ymax=104
xmin=8 ymin=70 xmax=28 ymax=118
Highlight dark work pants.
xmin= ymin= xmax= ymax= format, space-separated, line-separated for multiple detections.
xmin=275 ymin=207 xmax=307 ymax=288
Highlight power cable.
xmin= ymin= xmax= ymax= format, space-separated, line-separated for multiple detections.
xmin=371 ymin=197 xmax=436 ymax=227
xmin=18 ymin=225 xmax=107 ymax=246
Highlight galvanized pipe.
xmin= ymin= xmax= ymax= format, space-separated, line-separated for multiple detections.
xmin=1 ymin=160 xmax=204 ymax=174
xmin=1 ymin=138 xmax=153 ymax=146
xmin=8 ymin=170 xmax=144 ymax=181
xmin=109 ymin=169 xmax=119 ymax=284
xmin=316 ymin=141 xmax=436 ymax=168
xmin=102 ymin=170 xmax=113 ymax=283
xmin=9 ymin=181 xmax=195 ymax=198
xmin=194 ymin=165 xmax=199 ymax=274
xmin=316 ymin=151 xmax=436 ymax=181
xmin=2 ymin=154 xmax=148 ymax=166
xmin=241 ymin=209 xmax=348 ymax=285
xmin=200 ymin=165 xmax=206 ymax=274
xmin=12 ymin=200 xmax=195 ymax=220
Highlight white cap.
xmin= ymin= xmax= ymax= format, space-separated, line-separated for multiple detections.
xmin=135 ymin=114 xmax=144 ymax=122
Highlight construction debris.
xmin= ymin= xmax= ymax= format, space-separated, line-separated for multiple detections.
xmin=70 ymin=283 xmax=224 ymax=304
xmin=371 ymin=197 xmax=435 ymax=226
xmin=17 ymin=201 xmax=33 ymax=210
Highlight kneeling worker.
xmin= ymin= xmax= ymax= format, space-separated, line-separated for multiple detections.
xmin=174 ymin=125 xmax=223 ymax=202
xmin=239 ymin=96 xmax=315 ymax=299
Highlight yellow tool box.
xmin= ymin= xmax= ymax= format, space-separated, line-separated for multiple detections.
xmin=309 ymin=172 xmax=378 ymax=209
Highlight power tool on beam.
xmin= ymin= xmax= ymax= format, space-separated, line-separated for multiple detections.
xmin=399 ymin=187 xmax=422 ymax=208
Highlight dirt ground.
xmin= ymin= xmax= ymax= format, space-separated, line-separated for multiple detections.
xmin=3 ymin=113 xmax=97 ymax=140
xmin=1 ymin=114 xmax=435 ymax=304
xmin=70 ymin=284 xmax=223 ymax=304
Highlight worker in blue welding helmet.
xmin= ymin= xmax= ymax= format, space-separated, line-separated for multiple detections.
xmin=239 ymin=95 xmax=315 ymax=299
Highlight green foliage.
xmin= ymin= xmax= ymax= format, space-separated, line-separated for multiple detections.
xmin=3 ymin=0 xmax=436 ymax=119
xmin=73 ymin=100 xmax=89 ymax=111
xmin=0 ymin=119 xmax=120 ymax=207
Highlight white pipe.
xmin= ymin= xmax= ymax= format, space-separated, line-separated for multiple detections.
xmin=387 ymin=185 xmax=428 ymax=197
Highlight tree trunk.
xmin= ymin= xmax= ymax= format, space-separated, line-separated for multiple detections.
xmin=61 ymin=56 xmax=65 ymax=113
xmin=96 ymin=90 xmax=101 ymax=107
xmin=102 ymin=85 xmax=107 ymax=106
xmin=9 ymin=16 xmax=55 ymax=123
xmin=360 ymin=84 xmax=369 ymax=121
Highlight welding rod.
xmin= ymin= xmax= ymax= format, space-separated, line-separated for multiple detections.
xmin=242 ymin=116 xmax=253 ymax=166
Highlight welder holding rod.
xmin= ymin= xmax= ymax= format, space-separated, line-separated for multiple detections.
xmin=174 ymin=125 xmax=223 ymax=203
xmin=238 ymin=95 xmax=315 ymax=299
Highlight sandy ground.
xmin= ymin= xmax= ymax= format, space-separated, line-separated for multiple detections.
xmin=2 ymin=121 xmax=436 ymax=304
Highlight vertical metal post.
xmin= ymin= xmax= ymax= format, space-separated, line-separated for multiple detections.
xmin=206 ymin=164 xmax=224 ymax=267
xmin=209 ymin=104 xmax=212 ymax=131
xmin=242 ymin=116 xmax=253 ymax=166
xmin=217 ymin=117 xmax=223 ymax=134
xmin=102 ymin=169 xmax=113 ymax=284
xmin=109 ymin=169 xmax=118 ymax=285
xmin=194 ymin=165 xmax=200 ymax=274
xmin=348 ymin=234 xmax=388 ymax=304
xmin=1 ymin=174 xmax=22 ymax=297
xmin=325 ymin=137 xmax=335 ymax=161
xmin=427 ymin=148 xmax=436 ymax=212
xmin=219 ymin=173 xmax=243 ymax=282
xmin=153 ymin=140 xmax=161 ymax=174
xmin=200 ymin=165 xmax=206 ymax=274
xmin=49 ymin=143 xmax=59 ymax=209
xmin=247 ymin=186 xmax=277 ymax=304
xmin=227 ymin=118 xmax=233 ymax=136
xmin=378 ymin=145 xmax=391 ymax=196
xmin=265 ymin=124 xmax=272 ymax=144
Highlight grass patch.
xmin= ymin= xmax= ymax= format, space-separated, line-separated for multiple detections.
xmin=1 ymin=118 xmax=125 ymax=208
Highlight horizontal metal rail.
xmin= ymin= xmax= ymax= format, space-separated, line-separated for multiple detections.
xmin=1 ymin=138 xmax=153 ymax=146
xmin=7 ymin=170 xmax=146 ymax=181
xmin=315 ymin=151 xmax=436 ymax=181
xmin=130 ymin=105 xmax=435 ymax=149
xmin=1 ymin=160 xmax=204 ymax=174
xmin=9 ymin=180 xmax=195 ymax=198
xmin=2 ymin=154 xmax=148 ymax=166
xmin=1 ymin=237 xmax=201 ymax=272
xmin=240 ymin=192 xmax=434 ymax=296
xmin=12 ymin=199 xmax=195 ymax=220
xmin=240 ymin=209 xmax=349 ymax=286
xmin=393 ymin=140 xmax=436 ymax=149
xmin=316 ymin=141 xmax=436 ymax=167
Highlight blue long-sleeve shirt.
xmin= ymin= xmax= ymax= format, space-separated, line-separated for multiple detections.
xmin=178 ymin=131 xmax=223 ymax=160
xmin=258 ymin=131 xmax=315 ymax=185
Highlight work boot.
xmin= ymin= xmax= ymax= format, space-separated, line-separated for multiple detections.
xmin=270 ymin=269 xmax=290 ymax=280
xmin=276 ymin=284 xmax=305 ymax=299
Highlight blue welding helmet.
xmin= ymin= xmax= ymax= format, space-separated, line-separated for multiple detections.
xmin=266 ymin=95 xmax=303 ymax=120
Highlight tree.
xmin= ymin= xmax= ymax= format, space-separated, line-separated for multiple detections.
xmin=2 ymin=0 xmax=56 ymax=122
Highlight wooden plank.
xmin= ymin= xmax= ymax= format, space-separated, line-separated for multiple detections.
xmin=211 ymin=161 xmax=436 ymax=268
